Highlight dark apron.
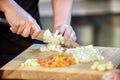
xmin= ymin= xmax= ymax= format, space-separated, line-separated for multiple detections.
xmin=0 ymin=18 xmax=34 ymax=67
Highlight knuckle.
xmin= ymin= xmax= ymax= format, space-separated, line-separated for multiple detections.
xmin=14 ymin=22 xmax=19 ymax=28
xmin=36 ymin=29 xmax=40 ymax=33
xmin=21 ymin=32 xmax=28 ymax=37
xmin=20 ymin=20 xmax=26 ymax=26
xmin=22 ymin=34 xmax=28 ymax=37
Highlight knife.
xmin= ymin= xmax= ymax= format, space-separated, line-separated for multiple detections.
xmin=34 ymin=29 xmax=80 ymax=48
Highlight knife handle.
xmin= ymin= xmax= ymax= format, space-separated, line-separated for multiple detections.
xmin=30 ymin=21 xmax=44 ymax=40
xmin=34 ymin=30 xmax=45 ymax=41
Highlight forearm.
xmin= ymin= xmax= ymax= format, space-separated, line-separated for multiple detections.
xmin=0 ymin=0 xmax=15 ymax=12
xmin=52 ymin=0 xmax=73 ymax=28
xmin=0 ymin=0 xmax=41 ymax=38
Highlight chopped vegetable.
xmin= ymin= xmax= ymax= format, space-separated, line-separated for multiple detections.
xmin=91 ymin=61 xmax=114 ymax=71
xmin=66 ymin=45 xmax=104 ymax=63
xmin=38 ymin=53 xmax=76 ymax=68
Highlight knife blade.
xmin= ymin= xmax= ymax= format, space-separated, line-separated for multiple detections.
xmin=61 ymin=38 xmax=80 ymax=48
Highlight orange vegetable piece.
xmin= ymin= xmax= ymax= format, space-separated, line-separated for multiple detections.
xmin=38 ymin=53 xmax=76 ymax=68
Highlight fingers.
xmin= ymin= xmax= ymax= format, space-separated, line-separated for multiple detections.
xmin=64 ymin=26 xmax=76 ymax=41
xmin=10 ymin=20 xmax=26 ymax=34
xmin=10 ymin=20 xmax=41 ymax=39
xmin=55 ymin=24 xmax=76 ymax=41
xmin=21 ymin=20 xmax=32 ymax=37
xmin=17 ymin=21 xmax=26 ymax=35
xmin=10 ymin=23 xmax=19 ymax=33
xmin=31 ymin=21 xmax=41 ymax=39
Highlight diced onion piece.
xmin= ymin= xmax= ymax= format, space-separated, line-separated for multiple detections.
xmin=97 ymin=64 xmax=106 ymax=72
xmin=91 ymin=62 xmax=99 ymax=70
xmin=106 ymin=61 xmax=114 ymax=70
xmin=43 ymin=29 xmax=65 ymax=44
xmin=21 ymin=59 xmax=39 ymax=67
xmin=91 ymin=61 xmax=114 ymax=71
xmin=65 ymin=45 xmax=104 ymax=63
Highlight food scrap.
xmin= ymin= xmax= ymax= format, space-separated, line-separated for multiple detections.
xmin=43 ymin=29 xmax=64 ymax=45
xmin=40 ymin=45 xmax=104 ymax=63
xmin=91 ymin=61 xmax=114 ymax=71
xmin=40 ymin=29 xmax=65 ymax=53
xmin=21 ymin=59 xmax=39 ymax=67
xmin=66 ymin=45 xmax=104 ymax=63
xmin=21 ymin=53 xmax=76 ymax=68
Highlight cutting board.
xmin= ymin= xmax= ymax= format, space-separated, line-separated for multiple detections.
xmin=0 ymin=44 xmax=120 ymax=80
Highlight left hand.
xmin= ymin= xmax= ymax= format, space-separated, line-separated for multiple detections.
xmin=54 ymin=24 xmax=76 ymax=41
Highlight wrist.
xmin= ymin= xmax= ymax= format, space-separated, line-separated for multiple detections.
xmin=54 ymin=24 xmax=71 ymax=30
xmin=54 ymin=19 xmax=71 ymax=29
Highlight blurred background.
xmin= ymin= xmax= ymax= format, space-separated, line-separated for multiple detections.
xmin=39 ymin=0 xmax=120 ymax=47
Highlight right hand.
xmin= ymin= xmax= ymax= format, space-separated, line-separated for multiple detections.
xmin=1 ymin=0 xmax=41 ymax=39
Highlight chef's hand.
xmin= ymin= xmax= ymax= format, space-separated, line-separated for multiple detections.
xmin=1 ymin=0 xmax=41 ymax=39
xmin=54 ymin=24 xmax=76 ymax=41
xmin=106 ymin=69 xmax=120 ymax=80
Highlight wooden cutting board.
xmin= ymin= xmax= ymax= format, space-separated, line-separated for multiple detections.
xmin=0 ymin=44 xmax=120 ymax=80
